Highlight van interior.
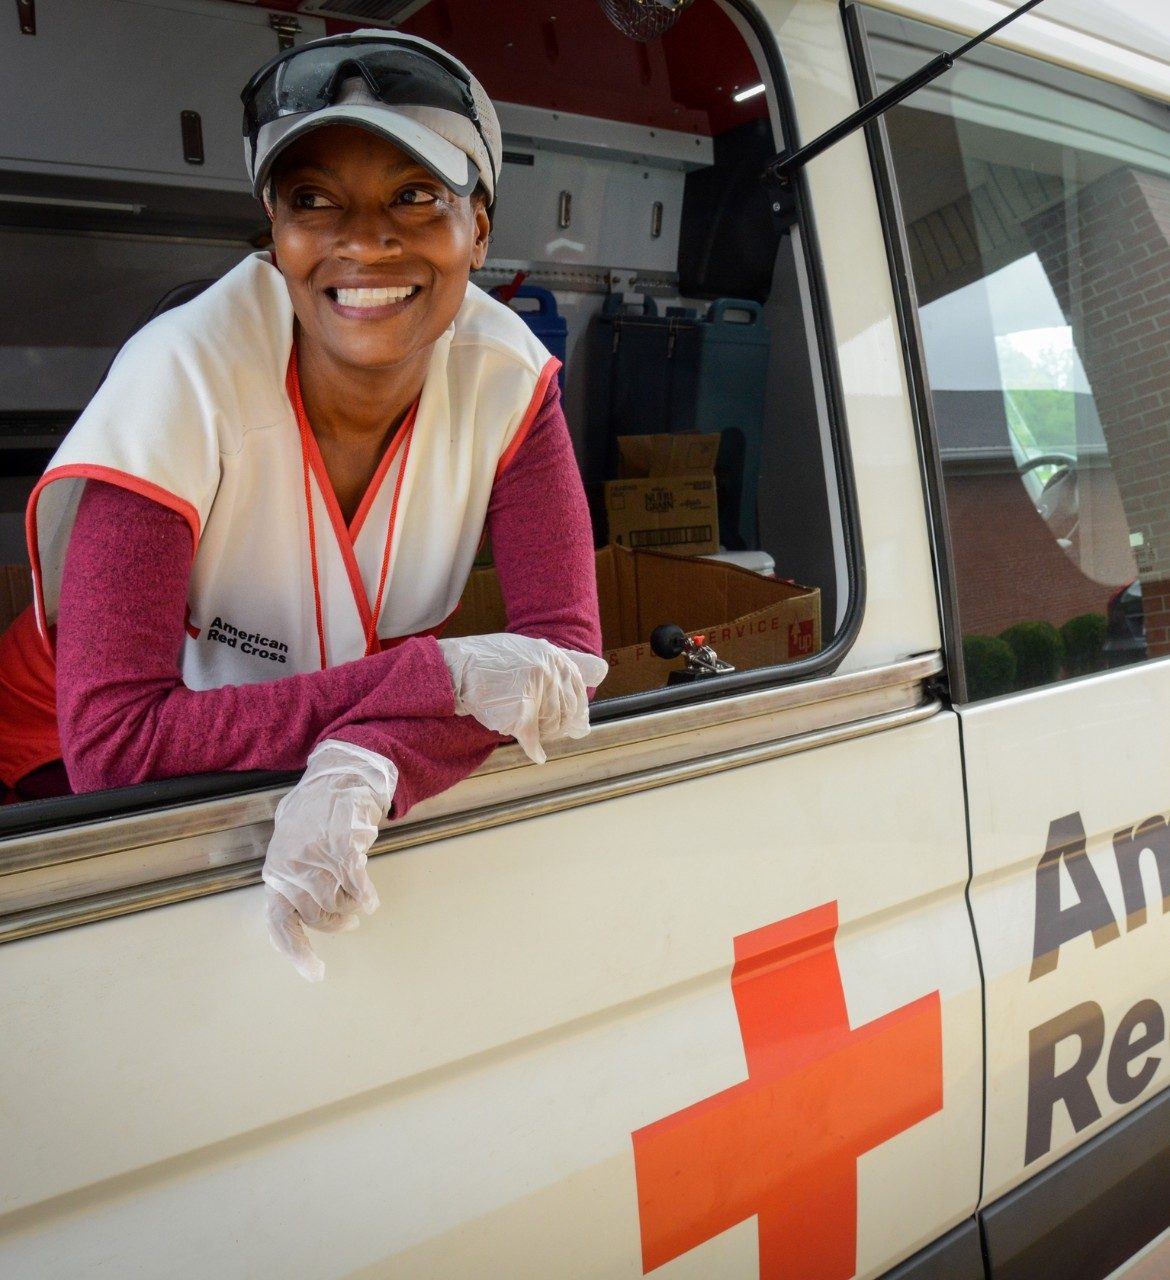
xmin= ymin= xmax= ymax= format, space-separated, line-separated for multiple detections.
xmin=0 ymin=0 xmax=852 ymax=807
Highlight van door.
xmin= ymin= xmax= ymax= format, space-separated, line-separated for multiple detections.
xmin=1 ymin=679 xmax=978 ymax=1280
xmin=855 ymin=4 xmax=1170 ymax=1274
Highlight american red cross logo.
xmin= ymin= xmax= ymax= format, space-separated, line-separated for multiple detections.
xmin=631 ymin=901 xmax=943 ymax=1278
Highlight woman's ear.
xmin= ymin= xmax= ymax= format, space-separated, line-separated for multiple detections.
xmin=470 ymin=199 xmax=491 ymax=270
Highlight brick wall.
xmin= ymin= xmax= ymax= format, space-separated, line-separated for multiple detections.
xmin=1027 ymin=168 xmax=1170 ymax=654
xmin=945 ymin=470 xmax=1118 ymax=637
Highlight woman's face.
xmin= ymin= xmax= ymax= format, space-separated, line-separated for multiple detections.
xmin=269 ymin=124 xmax=490 ymax=380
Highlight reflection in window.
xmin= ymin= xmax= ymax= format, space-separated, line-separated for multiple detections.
xmin=865 ymin=8 xmax=1170 ymax=695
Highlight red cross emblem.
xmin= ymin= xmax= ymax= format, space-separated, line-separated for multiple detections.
xmin=631 ymin=902 xmax=943 ymax=1278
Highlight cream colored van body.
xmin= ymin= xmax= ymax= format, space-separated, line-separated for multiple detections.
xmin=2 ymin=2 xmax=1168 ymax=1277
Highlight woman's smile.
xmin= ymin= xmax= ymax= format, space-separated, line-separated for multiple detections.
xmin=326 ymin=282 xmax=423 ymax=318
xmin=269 ymin=123 xmax=490 ymax=394
xmin=330 ymin=284 xmax=419 ymax=306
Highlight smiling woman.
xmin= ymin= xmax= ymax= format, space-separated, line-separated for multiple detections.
xmin=271 ymin=124 xmax=491 ymax=519
xmin=0 ymin=30 xmax=605 ymax=978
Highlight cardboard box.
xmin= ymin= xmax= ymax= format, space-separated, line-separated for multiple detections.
xmin=446 ymin=545 xmax=821 ymax=701
xmin=594 ymin=546 xmax=820 ymax=697
xmin=604 ymin=434 xmax=720 ymax=556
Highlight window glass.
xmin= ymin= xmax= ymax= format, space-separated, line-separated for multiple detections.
xmin=864 ymin=8 xmax=1170 ymax=697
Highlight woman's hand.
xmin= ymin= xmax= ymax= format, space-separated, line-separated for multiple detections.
xmin=437 ymin=634 xmax=608 ymax=764
xmin=262 ymin=739 xmax=397 ymax=981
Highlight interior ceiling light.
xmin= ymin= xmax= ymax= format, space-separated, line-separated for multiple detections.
xmin=596 ymin=0 xmax=698 ymax=43
xmin=733 ymin=83 xmax=766 ymax=102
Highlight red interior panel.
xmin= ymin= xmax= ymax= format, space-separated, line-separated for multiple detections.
xmin=394 ymin=0 xmax=766 ymax=135
xmin=222 ymin=0 xmax=768 ymax=136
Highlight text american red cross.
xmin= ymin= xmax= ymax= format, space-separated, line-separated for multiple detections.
xmin=631 ymin=902 xmax=943 ymax=1278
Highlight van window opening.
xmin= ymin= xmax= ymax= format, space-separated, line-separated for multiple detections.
xmin=0 ymin=0 xmax=857 ymax=819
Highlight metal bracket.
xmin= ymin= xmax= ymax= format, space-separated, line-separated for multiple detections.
xmin=17 ymin=0 xmax=35 ymax=35
xmin=269 ymin=13 xmax=301 ymax=52
xmin=759 ymin=166 xmax=799 ymax=233
xmin=650 ymin=625 xmax=735 ymax=684
xmin=476 ymin=261 xmax=676 ymax=297
xmin=606 ymin=267 xmax=643 ymax=305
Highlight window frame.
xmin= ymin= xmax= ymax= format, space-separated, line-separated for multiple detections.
xmin=843 ymin=0 xmax=970 ymax=702
xmin=0 ymin=655 xmax=942 ymax=944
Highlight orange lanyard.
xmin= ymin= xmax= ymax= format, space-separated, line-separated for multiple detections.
xmin=285 ymin=348 xmax=416 ymax=667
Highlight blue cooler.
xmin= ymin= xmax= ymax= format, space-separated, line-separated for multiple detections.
xmin=585 ymin=296 xmax=770 ymax=549
xmin=495 ymin=285 xmax=567 ymax=388
xmin=673 ymin=299 xmax=770 ymax=552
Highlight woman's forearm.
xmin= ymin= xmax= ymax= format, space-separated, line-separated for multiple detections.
xmin=56 ymin=481 xmax=456 ymax=792
xmin=57 ymin=376 xmax=600 ymax=803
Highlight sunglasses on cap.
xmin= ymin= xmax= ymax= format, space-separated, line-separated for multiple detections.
xmin=241 ymin=34 xmax=497 ymax=205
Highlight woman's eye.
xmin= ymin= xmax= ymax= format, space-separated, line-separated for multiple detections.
xmin=292 ymin=191 xmax=331 ymax=210
xmin=398 ymin=188 xmax=439 ymax=206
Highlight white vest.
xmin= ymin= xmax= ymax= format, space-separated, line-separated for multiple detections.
xmin=30 ymin=253 xmax=557 ymax=687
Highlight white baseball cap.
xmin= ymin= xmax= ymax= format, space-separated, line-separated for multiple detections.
xmin=242 ymin=30 xmax=501 ymax=209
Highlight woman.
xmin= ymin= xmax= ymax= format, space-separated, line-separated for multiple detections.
xmin=3 ymin=30 xmax=605 ymax=977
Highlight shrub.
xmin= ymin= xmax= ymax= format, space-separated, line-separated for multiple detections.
xmin=999 ymin=621 xmax=1065 ymax=690
xmin=1061 ymin=613 xmax=1107 ymax=677
xmin=963 ymin=634 xmax=1017 ymax=700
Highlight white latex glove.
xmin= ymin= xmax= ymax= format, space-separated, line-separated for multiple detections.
xmin=437 ymin=634 xmax=608 ymax=765
xmin=262 ymin=739 xmax=398 ymax=982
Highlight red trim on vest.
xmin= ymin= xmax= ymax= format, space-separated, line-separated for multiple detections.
xmin=364 ymin=422 xmax=414 ymax=656
xmin=495 ymin=357 xmax=560 ymax=480
xmin=302 ymin=418 xmax=374 ymax=636
xmin=349 ymin=400 xmax=418 ymax=543
xmin=26 ymin=464 xmax=201 ymax=638
xmin=287 ymin=356 xmax=332 ymax=667
xmin=286 ymin=350 xmax=417 ymax=663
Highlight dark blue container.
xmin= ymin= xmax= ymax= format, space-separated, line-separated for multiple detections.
xmin=673 ymin=299 xmax=770 ymax=552
xmin=585 ymin=296 xmax=770 ymax=549
xmin=495 ymin=285 xmax=567 ymax=388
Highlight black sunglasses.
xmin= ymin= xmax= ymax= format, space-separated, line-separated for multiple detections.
xmin=241 ymin=35 xmax=496 ymax=202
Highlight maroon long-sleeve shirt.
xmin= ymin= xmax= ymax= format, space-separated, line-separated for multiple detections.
xmin=40 ymin=379 xmax=599 ymax=815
